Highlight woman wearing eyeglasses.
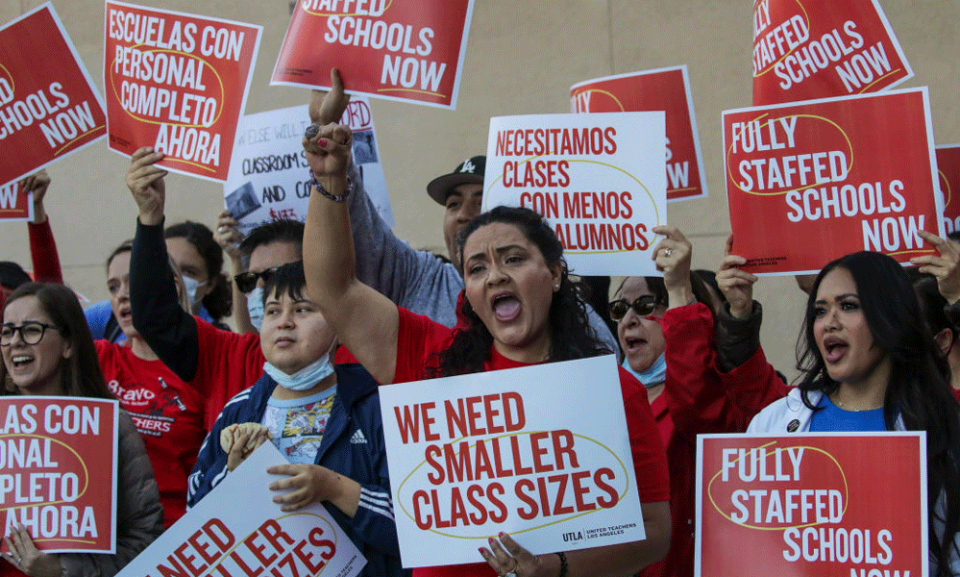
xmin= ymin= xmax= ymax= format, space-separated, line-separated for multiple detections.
xmin=1 ymin=282 xmax=163 ymax=577
xmin=613 ymin=227 xmax=787 ymax=577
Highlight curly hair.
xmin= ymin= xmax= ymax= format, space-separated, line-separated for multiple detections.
xmin=797 ymin=251 xmax=960 ymax=576
xmin=429 ymin=206 xmax=612 ymax=377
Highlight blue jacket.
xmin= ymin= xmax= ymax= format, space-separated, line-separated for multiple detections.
xmin=187 ymin=363 xmax=408 ymax=577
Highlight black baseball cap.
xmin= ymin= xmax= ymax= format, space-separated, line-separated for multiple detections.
xmin=426 ymin=156 xmax=485 ymax=205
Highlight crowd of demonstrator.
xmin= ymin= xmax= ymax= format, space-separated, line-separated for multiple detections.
xmin=3 ymin=77 xmax=960 ymax=577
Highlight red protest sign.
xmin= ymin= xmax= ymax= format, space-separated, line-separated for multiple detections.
xmin=696 ymin=433 xmax=926 ymax=577
xmin=936 ymin=145 xmax=960 ymax=235
xmin=271 ymin=0 xmax=475 ymax=109
xmin=104 ymin=1 xmax=262 ymax=182
xmin=0 ymin=3 xmax=107 ymax=188
xmin=752 ymin=0 xmax=912 ymax=106
xmin=0 ymin=398 xmax=119 ymax=554
xmin=724 ymin=88 xmax=942 ymax=275
xmin=0 ymin=182 xmax=33 ymax=222
xmin=571 ymin=66 xmax=708 ymax=202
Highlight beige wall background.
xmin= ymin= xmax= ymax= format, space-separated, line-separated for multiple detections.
xmin=1 ymin=0 xmax=957 ymax=382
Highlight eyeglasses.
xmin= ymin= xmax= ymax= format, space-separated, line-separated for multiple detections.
xmin=608 ymin=295 xmax=662 ymax=321
xmin=234 ymin=267 xmax=281 ymax=294
xmin=1 ymin=322 xmax=62 ymax=346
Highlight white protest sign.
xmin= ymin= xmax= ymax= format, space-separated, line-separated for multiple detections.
xmin=379 ymin=355 xmax=644 ymax=568
xmin=483 ymin=112 xmax=666 ymax=277
xmin=116 ymin=443 xmax=365 ymax=577
xmin=223 ymin=98 xmax=393 ymax=236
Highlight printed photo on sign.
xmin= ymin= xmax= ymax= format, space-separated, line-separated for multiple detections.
xmin=378 ymin=355 xmax=644 ymax=568
xmin=0 ymin=2 xmax=107 ymax=188
xmin=223 ymin=99 xmax=393 ymax=237
xmin=104 ymin=1 xmax=262 ymax=182
xmin=696 ymin=433 xmax=927 ymax=577
xmin=752 ymin=0 xmax=912 ymax=105
xmin=115 ymin=443 xmax=365 ymax=577
xmin=0 ymin=182 xmax=33 ymax=222
xmin=271 ymin=0 xmax=475 ymax=109
xmin=571 ymin=66 xmax=708 ymax=202
xmin=0 ymin=397 xmax=119 ymax=554
xmin=723 ymin=88 xmax=942 ymax=275
xmin=936 ymin=145 xmax=960 ymax=235
xmin=483 ymin=112 xmax=667 ymax=277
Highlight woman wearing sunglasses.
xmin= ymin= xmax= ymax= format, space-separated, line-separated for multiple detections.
xmin=1 ymin=282 xmax=163 ymax=577
xmin=613 ymin=227 xmax=787 ymax=577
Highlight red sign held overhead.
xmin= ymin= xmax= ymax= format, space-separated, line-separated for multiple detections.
xmin=0 ymin=3 xmax=107 ymax=188
xmin=0 ymin=398 xmax=119 ymax=554
xmin=0 ymin=182 xmax=33 ymax=222
xmin=936 ymin=145 xmax=960 ymax=236
xmin=104 ymin=1 xmax=262 ymax=182
xmin=752 ymin=0 xmax=912 ymax=105
xmin=570 ymin=66 xmax=708 ymax=203
xmin=724 ymin=88 xmax=942 ymax=275
xmin=271 ymin=0 xmax=475 ymax=110
xmin=697 ymin=433 xmax=927 ymax=577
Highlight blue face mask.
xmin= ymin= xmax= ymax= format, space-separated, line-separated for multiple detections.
xmin=246 ymin=287 xmax=264 ymax=331
xmin=263 ymin=353 xmax=335 ymax=391
xmin=181 ymin=276 xmax=206 ymax=308
xmin=622 ymin=352 xmax=667 ymax=389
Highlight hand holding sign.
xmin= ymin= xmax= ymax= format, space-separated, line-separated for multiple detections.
xmin=20 ymin=169 xmax=50 ymax=224
xmin=479 ymin=532 xmax=545 ymax=577
xmin=302 ymin=124 xmax=352 ymax=191
xmin=310 ymin=69 xmax=351 ymax=126
xmin=214 ymin=209 xmax=242 ymax=262
xmin=124 ymin=147 xmax=167 ymax=226
xmin=4 ymin=524 xmax=61 ymax=577
xmin=911 ymin=230 xmax=960 ymax=304
xmin=267 ymin=464 xmax=360 ymax=514
xmin=652 ymin=225 xmax=694 ymax=308
xmin=717 ymin=235 xmax=759 ymax=319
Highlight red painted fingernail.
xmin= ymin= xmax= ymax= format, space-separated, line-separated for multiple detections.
xmin=319 ymin=138 xmax=328 ymax=147
xmin=478 ymin=547 xmax=485 ymax=554
xmin=488 ymin=537 xmax=495 ymax=544
xmin=499 ymin=531 xmax=505 ymax=538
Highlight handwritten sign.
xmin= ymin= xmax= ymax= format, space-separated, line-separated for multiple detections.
xmin=379 ymin=355 xmax=644 ymax=567
xmin=0 ymin=397 xmax=118 ymax=554
xmin=483 ymin=112 xmax=667 ymax=277
xmin=271 ymin=0 xmax=475 ymax=109
xmin=116 ymin=443 xmax=365 ymax=577
xmin=752 ymin=0 xmax=912 ymax=105
xmin=223 ymin=98 xmax=393 ymax=236
xmin=724 ymin=88 xmax=941 ymax=275
xmin=0 ymin=3 xmax=106 ymax=189
xmin=571 ymin=66 xmax=708 ymax=202
xmin=104 ymin=1 xmax=262 ymax=182
xmin=696 ymin=433 xmax=927 ymax=577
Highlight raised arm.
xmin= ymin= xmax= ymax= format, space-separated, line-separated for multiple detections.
xmin=126 ymin=147 xmax=200 ymax=382
xmin=302 ymin=124 xmax=400 ymax=384
xmin=24 ymin=170 xmax=64 ymax=284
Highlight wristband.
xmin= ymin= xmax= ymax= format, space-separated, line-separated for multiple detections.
xmin=556 ymin=552 xmax=568 ymax=577
xmin=309 ymin=171 xmax=351 ymax=202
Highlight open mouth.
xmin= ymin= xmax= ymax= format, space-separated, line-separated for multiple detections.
xmin=822 ymin=336 xmax=847 ymax=363
xmin=492 ymin=294 xmax=521 ymax=322
xmin=10 ymin=354 xmax=34 ymax=369
xmin=624 ymin=336 xmax=647 ymax=353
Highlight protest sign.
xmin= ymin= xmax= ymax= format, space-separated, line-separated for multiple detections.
xmin=696 ymin=433 xmax=927 ymax=577
xmin=116 ymin=443 xmax=365 ymax=577
xmin=0 ymin=182 xmax=33 ymax=222
xmin=723 ymin=88 xmax=941 ymax=275
xmin=571 ymin=66 xmax=708 ymax=202
xmin=224 ymin=97 xmax=393 ymax=237
xmin=271 ymin=0 xmax=475 ymax=109
xmin=0 ymin=3 xmax=107 ymax=189
xmin=752 ymin=0 xmax=912 ymax=105
xmin=104 ymin=1 xmax=262 ymax=182
xmin=0 ymin=397 xmax=118 ymax=554
xmin=483 ymin=112 xmax=667 ymax=277
xmin=936 ymin=145 xmax=960 ymax=235
xmin=379 ymin=355 xmax=644 ymax=568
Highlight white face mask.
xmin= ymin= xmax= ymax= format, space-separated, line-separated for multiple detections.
xmin=246 ymin=287 xmax=264 ymax=331
xmin=181 ymin=276 xmax=207 ymax=307
xmin=263 ymin=354 xmax=335 ymax=391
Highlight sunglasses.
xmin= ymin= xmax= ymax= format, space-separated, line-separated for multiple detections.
xmin=234 ymin=266 xmax=281 ymax=294
xmin=608 ymin=295 xmax=662 ymax=321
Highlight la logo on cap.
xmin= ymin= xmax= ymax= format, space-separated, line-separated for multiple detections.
xmin=459 ymin=158 xmax=477 ymax=174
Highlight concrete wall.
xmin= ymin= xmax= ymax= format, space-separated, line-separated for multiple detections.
xmin=2 ymin=0 xmax=957 ymax=381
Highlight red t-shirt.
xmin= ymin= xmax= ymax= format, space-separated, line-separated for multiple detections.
xmin=392 ymin=308 xmax=670 ymax=577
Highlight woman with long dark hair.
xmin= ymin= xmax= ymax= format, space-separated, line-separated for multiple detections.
xmin=301 ymin=123 xmax=671 ymax=577
xmin=1 ymin=283 xmax=163 ymax=577
xmin=749 ymin=251 xmax=960 ymax=576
